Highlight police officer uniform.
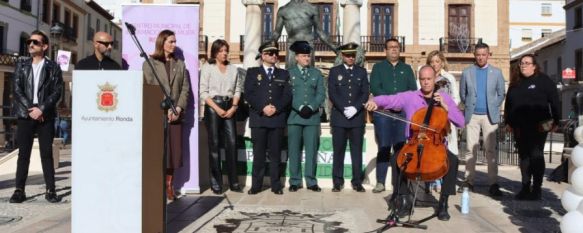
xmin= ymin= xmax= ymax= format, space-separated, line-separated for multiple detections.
xmin=328 ymin=43 xmax=370 ymax=192
xmin=286 ymin=41 xmax=325 ymax=192
xmin=244 ymin=41 xmax=292 ymax=195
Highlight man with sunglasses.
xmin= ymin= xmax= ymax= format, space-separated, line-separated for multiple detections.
xmin=10 ymin=30 xmax=63 ymax=203
xmin=244 ymin=41 xmax=291 ymax=195
xmin=76 ymin=31 xmax=121 ymax=70
xmin=328 ymin=42 xmax=372 ymax=193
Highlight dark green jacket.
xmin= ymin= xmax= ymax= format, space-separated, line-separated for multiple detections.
xmin=287 ymin=66 xmax=325 ymax=125
xmin=370 ymin=60 xmax=417 ymax=96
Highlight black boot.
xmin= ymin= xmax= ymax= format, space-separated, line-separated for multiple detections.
xmin=515 ymin=182 xmax=531 ymax=200
xmin=436 ymin=194 xmax=450 ymax=221
xmin=529 ymin=186 xmax=542 ymax=200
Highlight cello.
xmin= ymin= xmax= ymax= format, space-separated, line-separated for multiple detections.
xmin=397 ymin=97 xmax=450 ymax=181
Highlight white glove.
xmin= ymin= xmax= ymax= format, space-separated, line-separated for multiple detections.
xmin=344 ymin=106 xmax=357 ymax=119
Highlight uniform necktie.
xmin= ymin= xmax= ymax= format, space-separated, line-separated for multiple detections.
xmin=301 ymin=67 xmax=307 ymax=77
xmin=267 ymin=67 xmax=273 ymax=81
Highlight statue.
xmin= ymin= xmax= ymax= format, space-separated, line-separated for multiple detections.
xmin=270 ymin=0 xmax=338 ymax=68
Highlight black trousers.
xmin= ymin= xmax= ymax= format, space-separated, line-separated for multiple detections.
xmin=332 ymin=126 xmax=364 ymax=186
xmin=204 ymin=101 xmax=238 ymax=188
xmin=15 ymin=118 xmax=56 ymax=191
xmin=515 ymin=128 xmax=547 ymax=188
xmin=392 ymin=149 xmax=459 ymax=196
xmin=250 ymin=127 xmax=283 ymax=191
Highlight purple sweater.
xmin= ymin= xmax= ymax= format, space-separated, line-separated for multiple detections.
xmin=373 ymin=90 xmax=465 ymax=138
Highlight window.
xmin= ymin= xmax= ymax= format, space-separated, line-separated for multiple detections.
xmin=261 ymin=3 xmax=274 ymax=40
xmin=576 ymin=50 xmax=582 ymax=81
xmin=42 ymin=0 xmax=51 ymax=24
xmin=575 ymin=7 xmax=582 ymax=29
xmin=104 ymin=24 xmax=108 ymax=35
xmin=19 ymin=34 xmax=28 ymax=56
xmin=521 ymin=28 xmax=532 ymax=42
xmin=543 ymin=60 xmax=548 ymax=73
xmin=371 ymin=4 xmax=393 ymax=39
xmin=20 ymin=0 xmax=32 ymax=12
xmin=448 ymin=4 xmax=472 ymax=53
xmin=96 ymin=19 xmax=101 ymax=33
xmin=541 ymin=29 xmax=552 ymax=38
xmin=541 ymin=3 xmax=552 ymax=16
xmin=557 ymin=57 xmax=562 ymax=81
xmin=64 ymin=9 xmax=71 ymax=27
xmin=52 ymin=3 xmax=60 ymax=24
xmin=0 ymin=25 xmax=4 ymax=53
xmin=314 ymin=3 xmax=333 ymax=36
xmin=73 ymin=14 xmax=79 ymax=38
xmin=87 ymin=14 xmax=93 ymax=40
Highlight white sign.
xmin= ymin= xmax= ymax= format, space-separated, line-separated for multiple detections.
xmin=72 ymin=71 xmax=143 ymax=233
xmin=56 ymin=50 xmax=71 ymax=71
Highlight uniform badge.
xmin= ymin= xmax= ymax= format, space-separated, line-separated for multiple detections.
xmin=257 ymin=74 xmax=262 ymax=81
xmin=97 ymin=82 xmax=118 ymax=112
xmin=292 ymin=76 xmax=296 ymax=80
xmin=338 ymin=75 xmax=343 ymax=81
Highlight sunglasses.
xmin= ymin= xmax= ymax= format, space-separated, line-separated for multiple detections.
xmin=263 ymin=51 xmax=278 ymax=56
xmin=96 ymin=41 xmax=114 ymax=47
xmin=26 ymin=39 xmax=42 ymax=46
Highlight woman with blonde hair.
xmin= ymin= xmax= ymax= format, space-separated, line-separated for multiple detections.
xmin=142 ymin=30 xmax=190 ymax=200
xmin=426 ymin=50 xmax=460 ymax=192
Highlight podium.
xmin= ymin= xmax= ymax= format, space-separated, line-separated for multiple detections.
xmin=72 ymin=71 xmax=164 ymax=233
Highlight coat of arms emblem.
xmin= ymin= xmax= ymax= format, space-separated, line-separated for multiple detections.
xmin=338 ymin=75 xmax=343 ymax=81
xmin=97 ymin=82 xmax=118 ymax=112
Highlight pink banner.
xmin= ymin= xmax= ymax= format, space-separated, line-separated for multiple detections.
xmin=122 ymin=4 xmax=200 ymax=193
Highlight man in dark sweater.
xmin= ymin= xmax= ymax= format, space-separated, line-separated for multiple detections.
xmin=369 ymin=38 xmax=417 ymax=194
xmin=75 ymin=31 xmax=121 ymax=70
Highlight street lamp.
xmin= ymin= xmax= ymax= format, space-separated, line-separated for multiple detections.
xmin=50 ymin=23 xmax=63 ymax=60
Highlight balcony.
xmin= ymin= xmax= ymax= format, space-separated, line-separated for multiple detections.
xmin=239 ymin=35 xmax=406 ymax=54
xmin=0 ymin=50 xmax=19 ymax=66
xmin=199 ymin=35 xmax=208 ymax=55
xmin=51 ymin=22 xmax=77 ymax=42
xmin=439 ymin=37 xmax=482 ymax=53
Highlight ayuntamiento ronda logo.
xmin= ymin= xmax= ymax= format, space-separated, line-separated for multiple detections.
xmin=97 ymin=82 xmax=118 ymax=112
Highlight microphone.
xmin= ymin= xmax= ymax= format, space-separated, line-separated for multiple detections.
xmin=125 ymin=22 xmax=136 ymax=34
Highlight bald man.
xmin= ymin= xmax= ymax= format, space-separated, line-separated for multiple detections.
xmin=367 ymin=65 xmax=465 ymax=221
xmin=76 ymin=31 xmax=121 ymax=70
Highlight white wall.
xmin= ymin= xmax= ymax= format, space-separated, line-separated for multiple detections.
xmin=474 ymin=0 xmax=498 ymax=46
xmin=398 ymin=0 xmax=414 ymax=45
xmin=418 ymin=0 xmax=445 ymax=45
xmin=509 ymin=0 xmax=565 ymax=49
xmin=203 ymin=0 xmax=226 ymax=41
xmin=230 ymin=0 xmax=246 ymax=44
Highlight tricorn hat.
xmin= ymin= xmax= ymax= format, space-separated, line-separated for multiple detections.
xmin=289 ymin=41 xmax=312 ymax=54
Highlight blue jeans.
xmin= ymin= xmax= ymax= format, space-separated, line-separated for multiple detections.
xmin=373 ymin=112 xmax=406 ymax=185
xmin=58 ymin=119 xmax=69 ymax=144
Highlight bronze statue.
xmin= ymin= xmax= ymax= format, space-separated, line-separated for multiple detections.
xmin=270 ymin=0 xmax=338 ymax=68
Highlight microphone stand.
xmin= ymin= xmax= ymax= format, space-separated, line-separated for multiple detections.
xmin=125 ymin=22 xmax=178 ymax=233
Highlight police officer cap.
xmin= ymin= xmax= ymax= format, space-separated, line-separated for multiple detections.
xmin=256 ymin=41 xmax=279 ymax=59
xmin=338 ymin=42 xmax=359 ymax=54
xmin=289 ymin=41 xmax=312 ymax=54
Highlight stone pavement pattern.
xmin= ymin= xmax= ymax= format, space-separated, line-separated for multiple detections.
xmin=0 ymin=148 xmax=568 ymax=233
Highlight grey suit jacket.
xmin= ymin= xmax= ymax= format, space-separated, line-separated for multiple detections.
xmin=142 ymin=58 xmax=190 ymax=110
xmin=459 ymin=64 xmax=505 ymax=124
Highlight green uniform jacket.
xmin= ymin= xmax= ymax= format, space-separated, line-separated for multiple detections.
xmin=370 ymin=60 xmax=417 ymax=96
xmin=287 ymin=66 xmax=325 ymax=125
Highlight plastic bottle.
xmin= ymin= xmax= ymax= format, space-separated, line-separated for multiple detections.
xmin=461 ymin=187 xmax=470 ymax=214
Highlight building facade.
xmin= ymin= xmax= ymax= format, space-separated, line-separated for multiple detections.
xmin=139 ymin=0 xmax=510 ymax=80
xmin=565 ymin=0 xmax=583 ymax=81
xmin=509 ymin=0 xmax=565 ymax=50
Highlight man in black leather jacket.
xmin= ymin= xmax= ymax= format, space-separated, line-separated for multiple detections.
xmin=9 ymin=30 xmax=63 ymax=203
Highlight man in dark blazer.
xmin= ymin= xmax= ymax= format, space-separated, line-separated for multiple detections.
xmin=244 ymin=41 xmax=292 ymax=195
xmin=328 ymin=43 xmax=373 ymax=192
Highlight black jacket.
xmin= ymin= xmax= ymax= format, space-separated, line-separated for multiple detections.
xmin=328 ymin=64 xmax=370 ymax=128
xmin=75 ymin=54 xmax=122 ymax=70
xmin=244 ymin=66 xmax=292 ymax=128
xmin=13 ymin=57 xmax=63 ymax=119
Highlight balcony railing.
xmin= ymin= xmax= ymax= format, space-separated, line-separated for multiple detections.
xmin=51 ymin=22 xmax=76 ymax=42
xmin=239 ymin=35 xmax=406 ymax=53
xmin=439 ymin=37 xmax=482 ymax=53
xmin=199 ymin=35 xmax=208 ymax=54
xmin=0 ymin=50 xmax=20 ymax=66
xmin=360 ymin=36 xmax=405 ymax=53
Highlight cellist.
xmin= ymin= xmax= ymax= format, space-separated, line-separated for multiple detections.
xmin=366 ymin=65 xmax=464 ymax=221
